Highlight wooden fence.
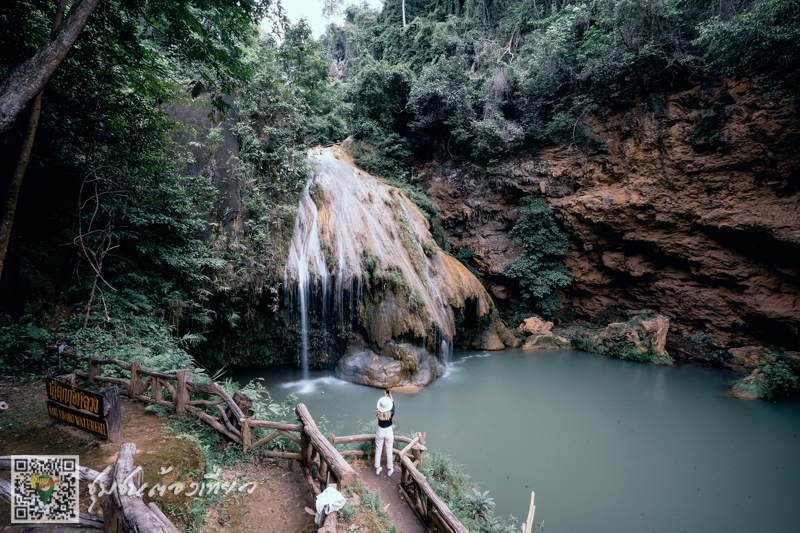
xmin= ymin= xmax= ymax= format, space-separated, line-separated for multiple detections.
xmin=60 ymin=352 xmax=357 ymax=488
xmin=331 ymin=433 xmax=469 ymax=533
xmin=0 ymin=442 xmax=178 ymax=533
xmin=58 ymin=351 xmax=469 ymax=532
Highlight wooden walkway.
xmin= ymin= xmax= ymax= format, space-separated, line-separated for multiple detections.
xmin=356 ymin=462 xmax=426 ymax=533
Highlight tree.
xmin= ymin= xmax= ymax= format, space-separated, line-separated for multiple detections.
xmin=0 ymin=0 xmax=70 ymax=281
xmin=503 ymin=197 xmax=572 ymax=317
xmin=0 ymin=0 xmax=100 ymax=134
xmin=0 ymin=0 xmax=274 ymax=281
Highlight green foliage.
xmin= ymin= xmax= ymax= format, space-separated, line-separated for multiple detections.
xmin=338 ymin=504 xmax=357 ymax=523
xmin=361 ymin=248 xmax=408 ymax=295
xmin=346 ymin=59 xmax=413 ymax=135
xmin=408 ymin=290 xmax=425 ymax=313
xmin=695 ymin=0 xmax=800 ymax=91
xmin=744 ymin=350 xmax=800 ymax=400
xmin=468 ymin=489 xmax=496 ymax=520
xmin=503 ymin=197 xmax=572 ymax=317
xmin=325 ymin=0 xmax=800 ymax=164
xmin=354 ymin=480 xmax=399 ymax=533
xmin=690 ymin=329 xmax=717 ymax=346
xmin=0 ymin=320 xmax=53 ymax=375
xmin=0 ymin=0 xmax=348 ymax=373
xmin=419 ymin=450 xmax=517 ymax=532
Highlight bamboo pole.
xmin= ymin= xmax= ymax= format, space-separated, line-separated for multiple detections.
xmin=521 ymin=491 xmax=536 ymax=533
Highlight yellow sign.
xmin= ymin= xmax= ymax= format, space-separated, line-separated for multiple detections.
xmin=46 ymin=378 xmax=102 ymax=416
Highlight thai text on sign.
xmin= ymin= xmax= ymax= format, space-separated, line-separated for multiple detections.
xmin=46 ymin=377 xmax=103 ymax=416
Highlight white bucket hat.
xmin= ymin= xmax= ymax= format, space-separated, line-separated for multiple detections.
xmin=377 ymin=396 xmax=393 ymax=413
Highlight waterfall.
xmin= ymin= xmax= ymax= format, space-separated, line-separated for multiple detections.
xmin=284 ymin=148 xmax=492 ymax=374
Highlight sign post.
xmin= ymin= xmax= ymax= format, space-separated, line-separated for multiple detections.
xmin=46 ymin=376 xmax=122 ymax=443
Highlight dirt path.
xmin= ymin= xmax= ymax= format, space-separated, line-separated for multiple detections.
xmin=355 ymin=462 xmax=426 ymax=533
xmin=0 ymin=379 xmax=318 ymax=532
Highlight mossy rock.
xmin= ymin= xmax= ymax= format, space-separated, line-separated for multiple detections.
xmin=335 ymin=342 xmax=444 ymax=388
xmin=574 ymin=313 xmax=673 ymax=364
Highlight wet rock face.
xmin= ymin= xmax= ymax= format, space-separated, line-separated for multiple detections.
xmin=422 ymin=77 xmax=800 ymax=347
xmin=574 ymin=313 xmax=674 ymax=364
xmin=334 ymin=342 xmax=444 ymax=388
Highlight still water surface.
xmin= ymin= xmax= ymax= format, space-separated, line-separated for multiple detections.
xmin=236 ymin=349 xmax=800 ymax=532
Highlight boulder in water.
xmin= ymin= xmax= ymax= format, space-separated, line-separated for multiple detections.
xmin=491 ymin=317 xmax=521 ymax=348
xmin=731 ymin=369 xmax=764 ymax=399
xmin=521 ymin=334 xmax=571 ymax=351
xmin=573 ymin=312 xmax=674 ymax=364
xmin=335 ymin=342 xmax=444 ymax=388
xmin=471 ymin=317 xmax=522 ymax=350
xmin=518 ymin=317 xmax=554 ymax=336
xmin=470 ymin=330 xmax=505 ymax=351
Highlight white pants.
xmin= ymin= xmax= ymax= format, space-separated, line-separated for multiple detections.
xmin=375 ymin=425 xmax=394 ymax=470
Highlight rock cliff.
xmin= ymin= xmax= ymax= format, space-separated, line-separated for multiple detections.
xmin=422 ymin=77 xmax=800 ymax=347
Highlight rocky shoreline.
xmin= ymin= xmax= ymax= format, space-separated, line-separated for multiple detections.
xmin=335 ymin=308 xmax=798 ymax=401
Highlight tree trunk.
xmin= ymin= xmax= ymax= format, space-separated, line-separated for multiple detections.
xmin=0 ymin=0 xmax=69 ymax=282
xmin=402 ymin=0 xmax=407 ymax=27
xmin=0 ymin=0 xmax=99 ymax=135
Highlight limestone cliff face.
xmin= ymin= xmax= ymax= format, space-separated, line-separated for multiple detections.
xmin=422 ymin=77 xmax=800 ymax=347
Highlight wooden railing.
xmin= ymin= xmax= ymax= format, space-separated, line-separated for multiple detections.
xmin=0 ymin=443 xmax=178 ymax=533
xmin=57 ymin=351 xmax=468 ymax=532
xmin=59 ymin=352 xmax=357 ymax=488
xmin=331 ymin=432 xmax=469 ymax=533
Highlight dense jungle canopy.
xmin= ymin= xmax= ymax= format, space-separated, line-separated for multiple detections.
xmin=1 ymin=0 xmax=798 ymax=374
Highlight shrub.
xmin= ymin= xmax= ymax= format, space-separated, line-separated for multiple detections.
xmin=757 ymin=353 xmax=799 ymax=400
xmin=690 ymin=330 xmax=716 ymax=346
xmin=503 ymin=197 xmax=572 ymax=317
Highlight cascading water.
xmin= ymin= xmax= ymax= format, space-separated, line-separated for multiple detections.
xmin=284 ymin=148 xmax=492 ymax=378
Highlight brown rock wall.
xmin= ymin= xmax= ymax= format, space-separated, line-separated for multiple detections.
xmin=421 ymin=77 xmax=800 ymax=347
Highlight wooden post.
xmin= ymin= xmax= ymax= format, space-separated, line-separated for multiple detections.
xmin=295 ymin=403 xmax=357 ymax=487
xmin=418 ymin=432 xmax=426 ymax=467
xmin=521 ymin=491 xmax=536 ymax=533
xmin=175 ymin=369 xmax=190 ymax=415
xmin=101 ymin=385 xmax=123 ymax=445
xmin=152 ymin=377 xmax=162 ymax=402
xmin=102 ymin=443 xmax=179 ymax=533
xmin=129 ymin=360 xmax=141 ymax=398
xmin=300 ymin=430 xmax=311 ymax=468
xmin=319 ymin=457 xmax=328 ymax=483
xmin=88 ymin=355 xmax=101 ymax=383
xmin=242 ymin=418 xmax=252 ymax=454
xmin=400 ymin=454 xmax=469 ymax=533
xmin=55 ymin=373 xmax=76 ymax=386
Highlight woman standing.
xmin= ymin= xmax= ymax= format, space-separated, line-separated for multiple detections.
xmin=375 ymin=390 xmax=395 ymax=476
